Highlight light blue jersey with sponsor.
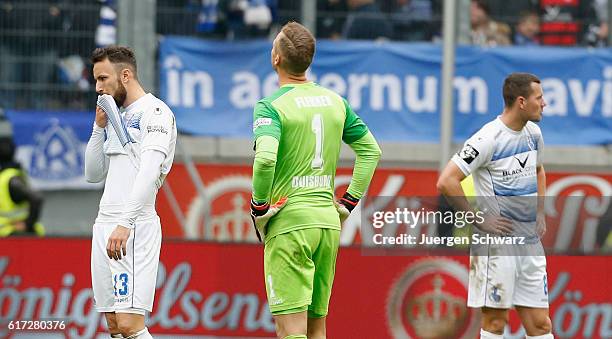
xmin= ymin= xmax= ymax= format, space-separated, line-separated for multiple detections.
xmin=452 ymin=117 xmax=543 ymax=240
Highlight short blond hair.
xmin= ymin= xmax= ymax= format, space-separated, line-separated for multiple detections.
xmin=277 ymin=22 xmax=315 ymax=75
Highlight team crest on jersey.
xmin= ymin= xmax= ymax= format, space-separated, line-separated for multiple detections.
xmin=253 ymin=118 xmax=272 ymax=131
xmin=458 ymin=144 xmax=479 ymax=164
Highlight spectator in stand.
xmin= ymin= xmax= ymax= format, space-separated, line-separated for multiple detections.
xmin=342 ymin=0 xmax=393 ymax=40
xmin=487 ymin=0 xmax=537 ymax=24
xmin=317 ymin=0 xmax=348 ymax=39
xmin=514 ymin=10 xmax=540 ymax=45
xmin=538 ymin=0 xmax=596 ymax=46
xmin=585 ymin=0 xmax=609 ymax=46
xmin=391 ymin=0 xmax=434 ymax=41
xmin=0 ymin=1 xmax=20 ymax=109
xmin=393 ymin=0 xmax=432 ymax=20
xmin=219 ymin=0 xmax=276 ymax=40
xmin=25 ymin=0 xmax=73 ymax=109
xmin=470 ymin=0 xmax=511 ymax=46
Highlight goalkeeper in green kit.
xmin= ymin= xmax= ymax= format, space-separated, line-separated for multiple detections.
xmin=250 ymin=22 xmax=381 ymax=339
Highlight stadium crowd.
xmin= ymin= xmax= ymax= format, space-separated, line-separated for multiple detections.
xmin=0 ymin=0 xmax=609 ymax=110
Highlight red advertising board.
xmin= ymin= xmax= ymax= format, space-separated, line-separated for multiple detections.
xmin=0 ymin=238 xmax=609 ymax=338
xmin=157 ymin=164 xmax=612 ymax=252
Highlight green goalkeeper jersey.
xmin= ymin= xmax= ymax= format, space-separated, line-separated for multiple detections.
xmin=253 ymin=82 xmax=369 ymax=239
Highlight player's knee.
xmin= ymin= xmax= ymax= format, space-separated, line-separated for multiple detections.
xmin=275 ymin=323 xmax=306 ymax=338
xmin=104 ymin=313 xmax=119 ymax=334
xmin=483 ymin=316 xmax=507 ymax=334
xmin=275 ymin=320 xmax=306 ymax=338
xmin=531 ymin=315 xmax=552 ymax=335
xmin=116 ymin=318 xmax=140 ymax=337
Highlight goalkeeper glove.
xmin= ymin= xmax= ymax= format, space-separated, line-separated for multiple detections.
xmin=335 ymin=192 xmax=359 ymax=223
xmin=250 ymin=197 xmax=287 ymax=242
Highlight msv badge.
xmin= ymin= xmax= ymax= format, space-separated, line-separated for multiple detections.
xmin=29 ymin=119 xmax=83 ymax=181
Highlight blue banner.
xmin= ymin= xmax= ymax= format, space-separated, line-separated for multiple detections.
xmin=160 ymin=38 xmax=612 ymax=145
xmin=6 ymin=110 xmax=101 ymax=190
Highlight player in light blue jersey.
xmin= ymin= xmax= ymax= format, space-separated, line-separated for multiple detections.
xmin=437 ymin=73 xmax=553 ymax=339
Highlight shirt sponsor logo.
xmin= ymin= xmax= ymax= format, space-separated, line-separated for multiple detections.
xmin=502 ymin=165 xmax=536 ymax=179
xmin=458 ymin=144 xmax=479 ymax=164
xmin=147 ymin=125 xmax=168 ymax=134
xmin=253 ymin=118 xmax=272 ymax=131
xmin=515 ymin=154 xmax=529 ymax=168
xmin=292 ymin=175 xmax=332 ymax=189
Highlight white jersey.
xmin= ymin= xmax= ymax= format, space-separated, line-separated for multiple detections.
xmin=96 ymin=93 xmax=177 ymax=223
xmin=452 ymin=117 xmax=544 ymax=239
xmin=455 ymin=117 xmax=549 ymax=309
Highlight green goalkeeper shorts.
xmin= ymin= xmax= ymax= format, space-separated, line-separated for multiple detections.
xmin=263 ymin=227 xmax=340 ymax=318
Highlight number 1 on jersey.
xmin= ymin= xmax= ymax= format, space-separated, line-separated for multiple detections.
xmin=311 ymin=114 xmax=324 ymax=169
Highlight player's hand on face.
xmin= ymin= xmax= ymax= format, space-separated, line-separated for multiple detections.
xmin=95 ymin=106 xmax=108 ymax=128
xmin=107 ymin=225 xmax=131 ymax=260
xmin=476 ymin=214 xmax=513 ymax=236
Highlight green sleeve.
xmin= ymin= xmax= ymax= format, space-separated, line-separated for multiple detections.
xmin=346 ymin=131 xmax=382 ymax=199
xmin=342 ymin=98 xmax=369 ymax=144
xmin=252 ymin=135 xmax=279 ymax=202
xmin=253 ymin=101 xmax=282 ymax=141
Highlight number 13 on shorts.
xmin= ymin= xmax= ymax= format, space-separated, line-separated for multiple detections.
xmin=113 ymin=273 xmax=129 ymax=298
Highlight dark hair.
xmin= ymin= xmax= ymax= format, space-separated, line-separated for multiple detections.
xmin=90 ymin=45 xmax=138 ymax=75
xmin=503 ymin=73 xmax=541 ymax=107
xmin=472 ymin=0 xmax=490 ymax=15
xmin=277 ymin=22 xmax=315 ymax=75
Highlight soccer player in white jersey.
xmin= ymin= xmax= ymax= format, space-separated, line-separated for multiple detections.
xmin=85 ymin=46 xmax=177 ymax=339
xmin=437 ymin=73 xmax=553 ymax=338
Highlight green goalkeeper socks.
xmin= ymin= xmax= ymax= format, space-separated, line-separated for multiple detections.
xmin=283 ymin=335 xmax=307 ymax=339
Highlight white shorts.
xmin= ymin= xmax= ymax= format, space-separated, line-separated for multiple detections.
xmin=91 ymin=216 xmax=162 ymax=314
xmin=468 ymin=244 xmax=549 ymax=309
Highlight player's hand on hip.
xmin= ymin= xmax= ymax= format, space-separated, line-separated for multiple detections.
xmin=95 ymin=106 xmax=108 ymax=128
xmin=475 ymin=214 xmax=513 ymax=236
xmin=250 ymin=197 xmax=288 ymax=242
xmin=107 ymin=225 xmax=131 ymax=260
xmin=335 ymin=192 xmax=359 ymax=223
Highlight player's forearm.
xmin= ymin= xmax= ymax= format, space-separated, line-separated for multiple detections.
xmin=84 ymin=123 xmax=108 ymax=183
xmin=118 ymin=150 xmax=165 ymax=228
xmin=537 ymin=165 xmax=546 ymax=215
xmin=436 ymin=162 xmax=475 ymax=214
xmin=346 ymin=131 xmax=381 ymax=199
xmin=252 ymin=135 xmax=279 ymax=202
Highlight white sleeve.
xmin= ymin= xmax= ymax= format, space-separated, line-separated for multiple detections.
xmin=140 ymin=106 xmax=175 ymax=156
xmin=84 ymin=123 xmax=109 ymax=183
xmin=451 ymin=132 xmax=494 ymax=176
xmin=117 ymin=149 xmax=165 ymax=229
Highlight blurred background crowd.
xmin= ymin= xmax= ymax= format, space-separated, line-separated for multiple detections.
xmin=0 ymin=0 xmax=609 ymax=111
